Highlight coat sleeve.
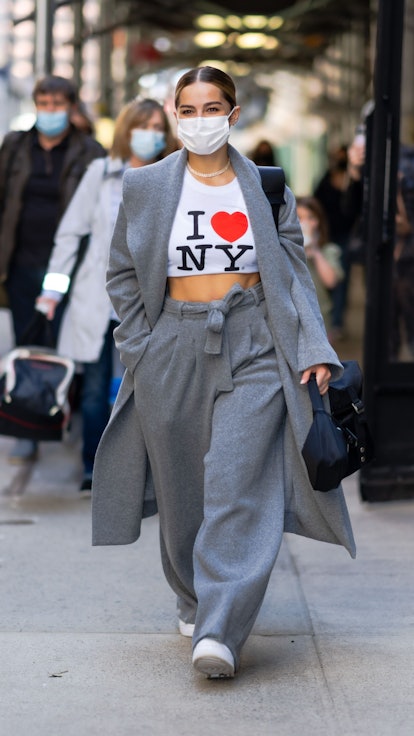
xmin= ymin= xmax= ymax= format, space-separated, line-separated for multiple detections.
xmin=44 ymin=158 xmax=107 ymax=291
xmin=277 ymin=185 xmax=327 ymax=323
xmin=278 ymin=186 xmax=343 ymax=378
xmin=106 ymin=198 xmax=152 ymax=375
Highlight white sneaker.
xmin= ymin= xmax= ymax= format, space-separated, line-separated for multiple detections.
xmin=192 ymin=638 xmax=235 ymax=679
xmin=178 ymin=619 xmax=195 ymax=638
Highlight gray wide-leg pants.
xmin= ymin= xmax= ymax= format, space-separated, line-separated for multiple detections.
xmin=133 ymin=282 xmax=286 ymax=669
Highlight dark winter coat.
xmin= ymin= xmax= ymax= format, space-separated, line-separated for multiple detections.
xmin=0 ymin=125 xmax=105 ymax=282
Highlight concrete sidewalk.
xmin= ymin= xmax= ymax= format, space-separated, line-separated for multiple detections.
xmin=1 ymin=303 xmax=414 ymax=735
xmin=1 ymin=422 xmax=414 ymax=736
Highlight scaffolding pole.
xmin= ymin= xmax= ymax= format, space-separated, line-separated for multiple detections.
xmin=35 ymin=0 xmax=54 ymax=77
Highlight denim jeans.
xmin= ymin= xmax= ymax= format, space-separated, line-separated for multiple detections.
xmin=81 ymin=321 xmax=117 ymax=476
xmin=329 ymin=247 xmax=351 ymax=330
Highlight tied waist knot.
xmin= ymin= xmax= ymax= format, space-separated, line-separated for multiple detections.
xmin=204 ymin=283 xmax=247 ymax=355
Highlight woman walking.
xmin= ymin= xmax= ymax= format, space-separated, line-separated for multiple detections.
xmin=92 ymin=67 xmax=355 ymax=679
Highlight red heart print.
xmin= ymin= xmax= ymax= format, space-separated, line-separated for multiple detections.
xmin=211 ymin=211 xmax=248 ymax=242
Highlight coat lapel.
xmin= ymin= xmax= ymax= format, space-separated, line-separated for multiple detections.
xmin=229 ymin=147 xmax=301 ymax=369
xmin=138 ymin=146 xmax=278 ymax=330
xmin=133 ymin=149 xmax=187 ymax=328
xmin=132 ymin=145 xmax=336 ymax=373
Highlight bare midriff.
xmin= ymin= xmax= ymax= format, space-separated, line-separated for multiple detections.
xmin=167 ymin=272 xmax=261 ymax=303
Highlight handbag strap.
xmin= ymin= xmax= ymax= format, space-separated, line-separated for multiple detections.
xmin=19 ymin=310 xmax=55 ymax=348
xmin=307 ymin=374 xmax=326 ymax=414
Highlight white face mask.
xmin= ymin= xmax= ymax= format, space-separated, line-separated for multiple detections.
xmin=176 ymin=108 xmax=235 ymax=156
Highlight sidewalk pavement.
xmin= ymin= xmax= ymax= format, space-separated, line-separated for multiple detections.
xmin=1 ymin=304 xmax=414 ymax=736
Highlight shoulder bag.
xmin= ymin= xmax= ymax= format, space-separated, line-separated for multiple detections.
xmin=302 ymin=360 xmax=374 ymax=492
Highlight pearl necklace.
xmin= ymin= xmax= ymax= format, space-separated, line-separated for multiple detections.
xmin=187 ymin=158 xmax=231 ymax=178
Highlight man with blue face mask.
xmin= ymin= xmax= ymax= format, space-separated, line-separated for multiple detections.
xmin=0 ymin=75 xmax=105 ymax=463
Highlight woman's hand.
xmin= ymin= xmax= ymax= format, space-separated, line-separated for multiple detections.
xmin=300 ymin=364 xmax=331 ymax=395
xmin=35 ymin=296 xmax=59 ymax=321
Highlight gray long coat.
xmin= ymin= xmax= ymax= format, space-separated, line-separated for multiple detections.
xmin=92 ymin=145 xmax=356 ymax=558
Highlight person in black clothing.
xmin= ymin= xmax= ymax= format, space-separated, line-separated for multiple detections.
xmin=337 ymin=124 xmax=414 ymax=361
xmin=250 ymin=139 xmax=277 ymax=167
xmin=0 ymin=75 xmax=105 ymax=463
xmin=390 ymin=146 xmax=414 ymax=360
xmin=314 ymin=145 xmax=357 ymax=339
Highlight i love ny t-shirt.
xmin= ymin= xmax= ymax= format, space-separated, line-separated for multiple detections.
xmin=168 ymin=170 xmax=258 ymax=276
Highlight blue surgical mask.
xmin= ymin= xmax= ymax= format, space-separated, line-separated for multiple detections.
xmin=130 ymin=129 xmax=166 ymax=161
xmin=35 ymin=110 xmax=69 ymax=137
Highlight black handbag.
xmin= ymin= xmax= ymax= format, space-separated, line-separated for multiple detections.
xmin=302 ymin=361 xmax=374 ymax=492
xmin=0 ymin=311 xmax=75 ymax=441
xmin=328 ymin=360 xmax=374 ymax=477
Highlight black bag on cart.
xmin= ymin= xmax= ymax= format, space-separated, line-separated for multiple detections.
xmin=0 ymin=311 xmax=75 ymax=441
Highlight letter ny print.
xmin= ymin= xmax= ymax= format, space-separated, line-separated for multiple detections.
xmin=168 ymin=175 xmax=257 ymax=276
xmin=175 ymin=209 xmax=254 ymax=273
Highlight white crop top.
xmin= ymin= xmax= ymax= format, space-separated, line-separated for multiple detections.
xmin=168 ymin=169 xmax=258 ymax=276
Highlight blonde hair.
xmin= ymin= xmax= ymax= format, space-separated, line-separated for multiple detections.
xmin=110 ymin=98 xmax=175 ymax=161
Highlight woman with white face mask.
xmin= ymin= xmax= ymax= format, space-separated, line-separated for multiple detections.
xmin=36 ymin=98 xmax=175 ymax=493
xmin=91 ymin=67 xmax=355 ymax=680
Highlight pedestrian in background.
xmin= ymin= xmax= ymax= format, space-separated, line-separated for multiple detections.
xmin=250 ymin=138 xmax=277 ymax=167
xmin=36 ymin=98 xmax=175 ymax=492
xmin=314 ymin=145 xmax=356 ymax=339
xmin=0 ymin=74 xmax=105 ymax=464
xmin=296 ymin=195 xmax=344 ymax=337
xmin=70 ymin=100 xmax=96 ymax=136
xmin=92 ymin=66 xmax=355 ymax=680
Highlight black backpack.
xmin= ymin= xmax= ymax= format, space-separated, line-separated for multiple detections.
xmin=258 ymin=165 xmax=286 ymax=231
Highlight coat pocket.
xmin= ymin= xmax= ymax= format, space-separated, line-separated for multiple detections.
xmin=112 ymin=323 xmax=152 ymax=376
